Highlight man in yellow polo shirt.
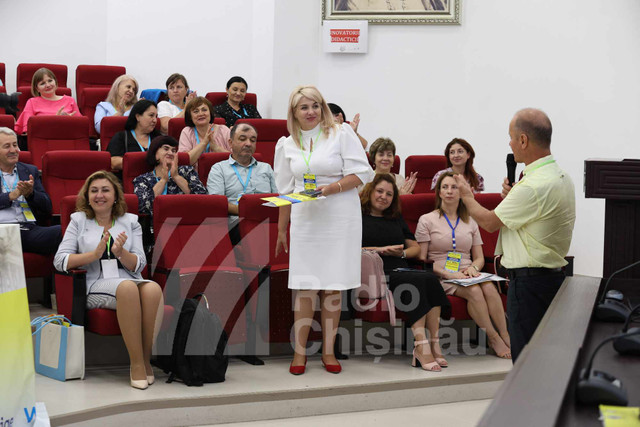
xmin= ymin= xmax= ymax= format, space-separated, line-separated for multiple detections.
xmin=454 ymin=108 xmax=575 ymax=362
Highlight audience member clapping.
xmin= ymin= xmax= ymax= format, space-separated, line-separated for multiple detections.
xmin=431 ymin=138 xmax=484 ymax=192
xmin=133 ymin=136 xmax=206 ymax=215
xmin=368 ymin=137 xmax=417 ymax=195
xmin=54 ymin=171 xmax=164 ymax=390
xmin=178 ymin=97 xmax=231 ymax=168
xmin=94 ymin=75 xmax=139 ymax=134
xmin=328 ymin=103 xmax=367 ymax=149
xmin=14 ymin=67 xmax=81 ymax=134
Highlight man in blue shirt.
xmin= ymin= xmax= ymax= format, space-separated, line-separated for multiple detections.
xmin=206 ymin=123 xmax=277 ymax=222
xmin=0 ymin=127 xmax=61 ymax=254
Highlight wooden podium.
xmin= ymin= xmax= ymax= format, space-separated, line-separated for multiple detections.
xmin=585 ymin=159 xmax=640 ymax=278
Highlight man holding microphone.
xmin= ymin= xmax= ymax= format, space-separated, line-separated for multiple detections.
xmin=454 ymin=108 xmax=576 ymax=362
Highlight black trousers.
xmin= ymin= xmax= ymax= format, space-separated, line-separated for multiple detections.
xmin=506 ymin=270 xmax=565 ymax=363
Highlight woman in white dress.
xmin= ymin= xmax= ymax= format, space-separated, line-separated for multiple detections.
xmin=54 ymin=171 xmax=164 ymax=389
xmin=274 ymin=86 xmax=374 ymax=375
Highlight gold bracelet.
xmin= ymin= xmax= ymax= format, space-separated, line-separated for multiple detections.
xmin=337 ymin=182 xmax=343 ymax=193
xmin=470 ymin=265 xmax=479 ymax=272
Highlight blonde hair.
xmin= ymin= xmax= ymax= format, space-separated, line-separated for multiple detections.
xmin=105 ymin=75 xmax=139 ymax=108
xmin=287 ymin=85 xmax=336 ymax=145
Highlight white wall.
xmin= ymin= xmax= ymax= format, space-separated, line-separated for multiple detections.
xmin=3 ymin=0 xmax=640 ymax=276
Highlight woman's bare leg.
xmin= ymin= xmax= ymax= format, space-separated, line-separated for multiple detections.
xmin=292 ymin=290 xmax=318 ymax=366
xmin=320 ymin=290 xmax=342 ymax=365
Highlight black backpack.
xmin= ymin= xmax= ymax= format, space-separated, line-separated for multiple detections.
xmin=154 ymin=293 xmax=229 ymax=386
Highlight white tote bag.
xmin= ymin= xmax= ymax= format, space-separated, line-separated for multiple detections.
xmin=31 ymin=315 xmax=85 ymax=382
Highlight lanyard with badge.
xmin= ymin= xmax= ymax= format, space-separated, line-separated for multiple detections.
xmin=231 ymin=163 xmax=253 ymax=204
xmin=443 ymin=213 xmax=462 ymax=273
xmin=131 ymin=130 xmax=150 ymax=152
xmin=300 ymin=129 xmax=322 ymax=191
xmin=97 ymin=219 xmax=120 ymax=278
xmin=1 ymin=172 xmax=36 ymax=222
xmin=153 ymin=169 xmax=171 ymax=195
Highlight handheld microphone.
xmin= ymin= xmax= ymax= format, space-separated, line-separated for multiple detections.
xmin=576 ymin=329 xmax=640 ymax=406
xmin=613 ymin=304 xmax=640 ymax=356
xmin=595 ymin=259 xmax=639 ymax=322
xmin=506 ymin=154 xmax=517 ymax=186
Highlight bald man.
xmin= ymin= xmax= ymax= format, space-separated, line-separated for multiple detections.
xmin=454 ymin=108 xmax=575 ymax=362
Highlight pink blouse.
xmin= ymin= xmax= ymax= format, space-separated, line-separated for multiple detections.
xmin=178 ymin=126 xmax=232 ymax=170
xmin=15 ymin=96 xmax=82 ymax=134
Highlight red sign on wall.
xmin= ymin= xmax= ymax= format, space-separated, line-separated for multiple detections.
xmin=330 ymin=29 xmax=360 ymax=43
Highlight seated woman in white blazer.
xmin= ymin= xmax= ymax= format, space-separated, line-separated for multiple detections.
xmin=54 ymin=170 xmax=163 ymax=390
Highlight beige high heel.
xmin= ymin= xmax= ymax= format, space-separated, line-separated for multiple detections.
xmin=430 ymin=338 xmax=448 ymax=368
xmin=412 ymin=340 xmax=441 ymax=372
xmin=130 ymin=368 xmax=149 ymax=390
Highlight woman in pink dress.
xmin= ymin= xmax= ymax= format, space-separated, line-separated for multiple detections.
xmin=14 ymin=68 xmax=81 ymax=134
xmin=416 ymin=172 xmax=510 ymax=359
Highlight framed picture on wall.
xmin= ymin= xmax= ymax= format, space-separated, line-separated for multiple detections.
xmin=322 ymin=0 xmax=460 ymax=24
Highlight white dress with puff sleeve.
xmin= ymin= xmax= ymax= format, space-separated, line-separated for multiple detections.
xmin=274 ymin=123 xmax=374 ymax=290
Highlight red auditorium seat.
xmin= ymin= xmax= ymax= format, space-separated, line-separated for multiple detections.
xmin=152 ymin=194 xmax=247 ymax=345
xmin=75 ymin=65 xmax=125 ymax=113
xmin=41 ymin=151 xmax=111 ymax=215
xmin=368 ymin=153 xmax=400 ymax=175
xmin=16 ymin=63 xmax=71 ymax=118
xmin=0 ymin=63 xmax=5 ymax=114
xmin=80 ymin=87 xmax=110 ymax=138
xmin=400 ymin=193 xmax=436 ymax=235
xmin=17 ymin=63 xmax=68 ymax=88
xmin=27 ymin=116 xmax=90 ymax=170
xmin=206 ymin=92 xmax=257 ymax=109
xmin=235 ymin=119 xmax=288 ymax=166
xmin=196 ymin=152 xmax=263 ymax=189
xmin=0 ymin=114 xmax=15 ymax=129
xmin=121 ymin=151 xmax=190 ymax=194
xmin=54 ymin=194 xmax=176 ymax=335
xmin=18 ymin=151 xmax=32 ymax=164
xmin=99 ymin=116 xmax=127 ymax=151
xmin=404 ymin=155 xmax=448 ymax=194
xmin=236 ymin=193 xmax=313 ymax=343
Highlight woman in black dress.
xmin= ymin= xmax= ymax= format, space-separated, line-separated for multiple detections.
xmin=361 ymin=174 xmax=450 ymax=371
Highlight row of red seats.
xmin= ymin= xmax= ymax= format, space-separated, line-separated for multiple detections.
xmin=0 ymin=62 xmax=259 ymax=138
xmin=2 ymin=114 xmax=449 ymax=192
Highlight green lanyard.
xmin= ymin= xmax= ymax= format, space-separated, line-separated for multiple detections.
xmin=96 ymin=218 xmax=116 ymax=258
xmin=523 ymin=159 xmax=555 ymax=176
xmin=299 ymin=128 xmax=322 ymax=172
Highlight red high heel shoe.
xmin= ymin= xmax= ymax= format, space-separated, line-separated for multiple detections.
xmin=289 ymin=356 xmax=307 ymax=375
xmin=321 ymin=357 xmax=342 ymax=374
